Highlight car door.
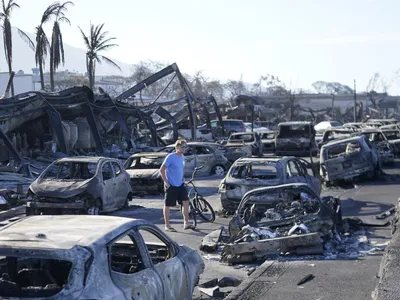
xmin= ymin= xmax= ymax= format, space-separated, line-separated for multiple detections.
xmin=183 ymin=146 xmax=196 ymax=176
xmin=108 ymin=230 xmax=164 ymax=300
xmin=111 ymin=161 xmax=129 ymax=207
xmin=135 ymin=226 xmax=190 ymax=300
xmin=297 ymin=159 xmax=321 ymax=195
xmin=101 ymin=161 xmax=117 ymax=210
xmin=285 ymin=159 xmax=306 ymax=184
xmin=194 ymin=146 xmax=215 ymax=175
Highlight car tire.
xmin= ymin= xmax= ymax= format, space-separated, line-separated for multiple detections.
xmin=87 ymin=199 xmax=101 ymax=215
xmin=211 ymin=165 xmax=225 ymax=176
xmin=123 ymin=193 xmax=132 ymax=209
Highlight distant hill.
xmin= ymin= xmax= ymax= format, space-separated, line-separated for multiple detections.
xmin=0 ymin=27 xmax=132 ymax=76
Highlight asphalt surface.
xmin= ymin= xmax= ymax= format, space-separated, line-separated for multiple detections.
xmin=2 ymin=159 xmax=399 ymax=300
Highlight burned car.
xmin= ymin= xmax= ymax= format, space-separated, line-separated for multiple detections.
xmin=351 ymin=129 xmax=395 ymax=164
xmin=0 ymin=215 xmax=204 ymax=299
xmin=27 ymin=157 xmax=132 ymax=215
xmin=320 ymin=135 xmax=381 ymax=184
xmin=381 ymin=129 xmax=400 ymax=156
xmin=275 ymin=121 xmax=317 ymax=156
xmin=228 ymin=183 xmax=342 ymax=238
xmin=219 ymin=156 xmax=321 ymax=212
xmin=198 ymin=142 xmax=245 ymax=163
xmin=159 ymin=142 xmax=230 ymax=176
xmin=226 ymin=132 xmax=262 ymax=156
xmin=259 ymin=130 xmax=276 ymax=153
xmin=317 ymin=128 xmax=353 ymax=149
xmin=124 ymin=153 xmax=165 ymax=195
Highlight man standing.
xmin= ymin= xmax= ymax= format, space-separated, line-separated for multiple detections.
xmin=160 ymin=139 xmax=193 ymax=232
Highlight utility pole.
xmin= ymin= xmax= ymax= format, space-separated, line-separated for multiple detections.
xmin=331 ymin=94 xmax=335 ymax=119
xmin=353 ymin=79 xmax=357 ymax=122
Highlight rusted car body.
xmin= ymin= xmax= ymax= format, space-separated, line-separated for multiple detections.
xmin=320 ymin=136 xmax=380 ymax=183
xmin=159 ymin=142 xmax=230 ymax=176
xmin=219 ymin=156 xmax=321 ymax=212
xmin=259 ymin=130 xmax=276 ymax=153
xmin=228 ymin=183 xmax=342 ymax=238
xmin=27 ymin=157 xmax=132 ymax=215
xmin=274 ymin=122 xmax=317 ymax=156
xmin=225 ymin=132 xmax=262 ymax=156
xmin=0 ymin=215 xmax=204 ymax=299
xmin=352 ymin=129 xmax=395 ymax=164
xmin=124 ymin=153 xmax=165 ymax=195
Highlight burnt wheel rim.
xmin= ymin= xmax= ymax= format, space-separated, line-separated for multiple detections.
xmin=214 ymin=166 xmax=225 ymax=176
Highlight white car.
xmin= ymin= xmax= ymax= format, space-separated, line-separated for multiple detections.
xmin=314 ymin=121 xmax=343 ymax=132
xmin=244 ymin=122 xmax=270 ymax=133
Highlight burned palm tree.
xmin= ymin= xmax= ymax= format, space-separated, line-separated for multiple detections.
xmin=33 ymin=4 xmax=59 ymax=90
xmin=79 ymin=23 xmax=120 ymax=90
xmin=0 ymin=0 xmax=33 ymax=96
xmin=50 ymin=1 xmax=73 ymax=91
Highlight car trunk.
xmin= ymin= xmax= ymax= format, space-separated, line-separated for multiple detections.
xmin=0 ymin=246 xmax=91 ymax=299
xmin=323 ymin=152 xmax=372 ymax=179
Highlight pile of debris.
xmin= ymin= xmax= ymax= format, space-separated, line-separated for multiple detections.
xmin=200 ymin=183 xmax=390 ymax=266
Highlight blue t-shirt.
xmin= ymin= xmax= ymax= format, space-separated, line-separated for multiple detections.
xmin=162 ymin=153 xmax=185 ymax=187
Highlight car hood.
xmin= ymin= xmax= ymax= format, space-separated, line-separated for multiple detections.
xmin=126 ymin=169 xmax=160 ymax=179
xmin=30 ymin=178 xmax=92 ymax=198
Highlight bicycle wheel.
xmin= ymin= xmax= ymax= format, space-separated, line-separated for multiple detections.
xmin=194 ymin=196 xmax=216 ymax=222
xmin=181 ymin=201 xmax=197 ymax=228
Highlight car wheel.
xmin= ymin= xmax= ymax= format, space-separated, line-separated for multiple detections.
xmin=123 ymin=193 xmax=132 ymax=208
xmin=211 ymin=165 xmax=225 ymax=176
xmin=87 ymin=199 xmax=101 ymax=215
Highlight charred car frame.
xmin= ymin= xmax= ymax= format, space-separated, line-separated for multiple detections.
xmin=26 ymin=157 xmax=132 ymax=215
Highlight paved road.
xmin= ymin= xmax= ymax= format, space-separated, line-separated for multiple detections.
xmin=2 ymin=161 xmax=399 ymax=299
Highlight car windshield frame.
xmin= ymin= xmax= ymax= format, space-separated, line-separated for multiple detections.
xmin=41 ymin=161 xmax=98 ymax=180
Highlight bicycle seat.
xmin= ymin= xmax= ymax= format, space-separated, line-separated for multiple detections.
xmin=195 ymin=166 xmax=204 ymax=171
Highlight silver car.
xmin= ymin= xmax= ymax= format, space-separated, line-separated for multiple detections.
xmin=0 ymin=215 xmax=205 ymax=299
xmin=27 ymin=157 xmax=132 ymax=215
xmin=219 ymin=156 xmax=321 ymax=212
xmin=159 ymin=142 xmax=230 ymax=176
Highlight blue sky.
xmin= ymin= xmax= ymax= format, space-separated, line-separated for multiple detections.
xmin=14 ymin=0 xmax=400 ymax=94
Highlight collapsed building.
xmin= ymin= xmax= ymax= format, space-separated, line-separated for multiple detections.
xmin=0 ymin=63 xmax=225 ymax=166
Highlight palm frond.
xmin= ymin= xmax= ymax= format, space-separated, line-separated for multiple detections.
xmin=78 ymin=26 xmax=91 ymax=49
xmin=96 ymin=43 xmax=118 ymax=52
xmin=100 ymin=55 xmax=121 ymax=71
xmin=18 ymin=28 xmax=34 ymax=50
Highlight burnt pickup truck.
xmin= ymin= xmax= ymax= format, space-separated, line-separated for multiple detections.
xmin=275 ymin=122 xmax=317 ymax=156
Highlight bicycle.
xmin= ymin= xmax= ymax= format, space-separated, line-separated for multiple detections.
xmin=183 ymin=166 xmax=216 ymax=227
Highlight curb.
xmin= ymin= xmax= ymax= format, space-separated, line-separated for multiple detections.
xmin=372 ymin=198 xmax=400 ymax=300
xmin=0 ymin=205 xmax=25 ymax=222
xmin=224 ymin=260 xmax=290 ymax=300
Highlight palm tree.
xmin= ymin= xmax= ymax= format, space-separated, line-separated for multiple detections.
xmin=0 ymin=0 xmax=32 ymax=96
xmin=79 ymin=23 xmax=121 ymax=90
xmin=50 ymin=1 xmax=73 ymax=91
xmin=33 ymin=4 xmax=59 ymax=90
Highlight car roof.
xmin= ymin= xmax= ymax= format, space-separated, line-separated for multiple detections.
xmin=321 ymin=135 xmax=365 ymax=148
xmin=234 ymin=156 xmax=289 ymax=164
xmin=131 ymin=152 xmax=168 ymax=158
xmin=0 ymin=215 xmax=148 ymax=250
xmin=278 ymin=121 xmax=313 ymax=125
xmin=55 ymin=156 xmax=108 ymax=164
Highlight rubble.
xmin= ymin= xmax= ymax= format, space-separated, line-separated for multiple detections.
xmin=200 ymin=227 xmax=224 ymax=253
